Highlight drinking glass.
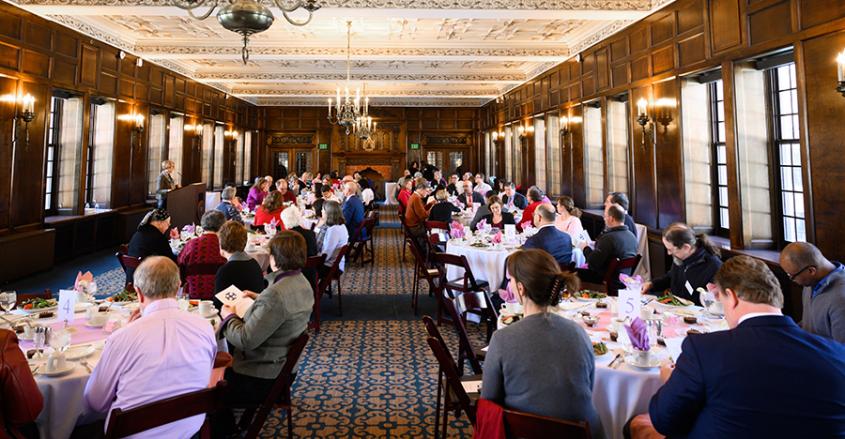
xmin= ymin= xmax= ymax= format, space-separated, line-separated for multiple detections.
xmin=0 ymin=291 xmax=16 ymax=315
xmin=50 ymin=328 xmax=71 ymax=353
xmin=33 ymin=327 xmax=46 ymax=359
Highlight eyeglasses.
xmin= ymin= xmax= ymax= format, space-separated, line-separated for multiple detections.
xmin=787 ymin=265 xmax=814 ymax=280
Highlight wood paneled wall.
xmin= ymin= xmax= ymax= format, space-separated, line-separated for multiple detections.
xmin=0 ymin=1 xmax=256 ymax=235
xmin=480 ymin=0 xmax=845 ymax=262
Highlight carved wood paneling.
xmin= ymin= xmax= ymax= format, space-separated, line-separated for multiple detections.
xmin=748 ymin=1 xmax=792 ymax=46
xmin=709 ymin=0 xmax=742 ymax=53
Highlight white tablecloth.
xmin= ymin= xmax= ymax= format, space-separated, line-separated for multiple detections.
xmin=385 ymin=182 xmax=398 ymax=205
xmin=445 ymin=239 xmax=585 ymax=289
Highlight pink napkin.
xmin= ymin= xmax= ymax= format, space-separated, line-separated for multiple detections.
xmin=169 ymin=228 xmax=180 ymax=240
xmin=625 ymin=317 xmax=650 ymax=351
xmin=620 ymin=274 xmax=643 ymax=290
xmin=520 ymin=221 xmax=532 ymax=231
xmin=477 ymin=219 xmax=487 ymax=231
xmin=74 ymin=271 xmax=94 ymax=289
xmin=450 ymin=221 xmax=465 ymax=239
xmin=491 ymin=231 xmax=502 ymax=244
xmin=182 ymin=224 xmax=196 ymax=235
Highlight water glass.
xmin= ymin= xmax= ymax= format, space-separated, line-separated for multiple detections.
xmin=33 ymin=327 xmax=46 ymax=359
xmin=0 ymin=291 xmax=16 ymax=313
xmin=50 ymin=329 xmax=71 ymax=353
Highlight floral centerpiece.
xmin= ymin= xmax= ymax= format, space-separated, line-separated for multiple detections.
xmin=449 ymin=221 xmax=465 ymax=239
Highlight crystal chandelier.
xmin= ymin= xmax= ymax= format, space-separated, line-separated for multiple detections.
xmin=173 ymin=0 xmax=320 ymax=64
xmin=355 ymin=115 xmax=376 ymax=140
xmin=327 ymin=20 xmax=370 ymax=135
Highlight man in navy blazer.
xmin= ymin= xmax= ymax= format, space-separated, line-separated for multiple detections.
xmin=501 ymin=182 xmax=528 ymax=210
xmin=522 ymin=204 xmax=572 ymax=266
xmin=647 ymin=255 xmax=845 ymax=438
xmin=341 ymin=181 xmax=366 ymax=239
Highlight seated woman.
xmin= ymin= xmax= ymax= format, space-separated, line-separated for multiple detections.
xmin=316 ymin=200 xmax=349 ymax=278
xmin=473 ymin=196 xmax=514 ymax=231
xmin=215 ymin=186 xmax=243 ymax=223
xmin=481 ymin=249 xmax=604 ymax=439
xmin=397 ymin=178 xmax=414 ymax=210
xmin=127 ymin=208 xmax=176 ymax=282
xmin=281 ymin=206 xmax=318 ymax=290
xmin=555 ymin=195 xmax=585 ymax=239
xmin=178 ymin=210 xmax=227 ymax=300
xmin=253 ymin=191 xmax=286 ymax=229
xmin=214 ymin=221 xmax=266 ymax=308
xmin=1 ymin=328 xmax=43 ymax=438
xmin=246 ymin=177 xmax=271 ymax=211
xmin=216 ymin=231 xmax=314 ymax=435
xmin=428 ymin=189 xmax=461 ymax=223
xmin=640 ymin=222 xmax=722 ymax=305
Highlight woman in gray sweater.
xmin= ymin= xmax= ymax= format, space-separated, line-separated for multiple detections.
xmin=481 ymin=248 xmax=605 ymax=439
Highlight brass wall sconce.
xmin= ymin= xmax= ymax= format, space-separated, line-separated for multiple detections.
xmin=184 ymin=123 xmax=204 ymax=137
xmin=653 ymin=98 xmax=675 ymax=132
xmin=636 ymin=98 xmax=653 ymax=148
xmin=491 ymin=130 xmax=504 ymax=141
xmin=3 ymin=93 xmax=36 ymax=150
xmin=836 ymin=49 xmax=845 ymax=96
xmin=224 ymin=129 xmax=239 ymax=140
xmin=517 ymin=124 xmax=534 ymax=139
xmin=119 ymin=112 xmax=145 ymax=133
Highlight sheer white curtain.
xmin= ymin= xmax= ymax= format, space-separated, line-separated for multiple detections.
xmin=546 ymin=113 xmax=561 ymax=196
xmin=213 ymin=125 xmax=224 ymax=189
xmin=504 ymin=125 xmax=513 ymax=181
xmin=148 ymin=113 xmax=166 ymax=196
xmin=168 ymin=116 xmax=184 ymax=186
xmin=584 ymin=105 xmax=604 ymax=207
xmin=606 ymin=99 xmax=629 ymax=194
xmin=533 ymin=117 xmax=546 ymax=191
xmin=235 ymin=131 xmax=244 ymax=185
xmin=58 ymin=97 xmax=83 ymax=211
xmin=201 ymin=123 xmax=213 ymax=186
xmin=243 ymin=131 xmax=252 ymax=185
xmin=90 ymin=101 xmax=114 ymax=207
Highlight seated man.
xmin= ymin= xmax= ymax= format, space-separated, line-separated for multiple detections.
xmin=576 ymin=204 xmax=637 ymax=284
xmin=474 ymin=173 xmax=493 ymax=195
xmin=341 ymin=181 xmax=366 ymax=239
xmin=275 ymin=178 xmax=296 ymax=204
xmin=646 ymin=256 xmax=845 ymax=438
xmin=605 ymin=191 xmax=637 ymax=236
xmin=1 ymin=328 xmax=43 ymax=438
xmin=780 ymin=242 xmax=845 ymax=342
xmin=501 ymin=181 xmax=528 ymax=210
xmin=459 ymin=181 xmax=484 ymax=209
xmin=522 ymin=203 xmax=572 ymax=266
xmin=215 ymin=186 xmax=243 ymax=223
xmin=84 ymin=257 xmax=216 ymax=438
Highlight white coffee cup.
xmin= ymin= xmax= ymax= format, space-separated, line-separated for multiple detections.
xmin=46 ymin=352 xmax=67 ymax=372
xmin=501 ymin=302 xmax=523 ymax=315
xmin=199 ymin=300 xmax=215 ymax=316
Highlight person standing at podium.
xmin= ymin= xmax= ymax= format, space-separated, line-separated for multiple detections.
xmin=155 ymin=160 xmax=179 ymax=209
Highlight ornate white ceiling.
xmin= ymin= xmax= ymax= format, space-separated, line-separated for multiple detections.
xmin=11 ymin=0 xmax=673 ymax=106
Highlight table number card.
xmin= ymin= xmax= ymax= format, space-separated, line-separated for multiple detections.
xmin=504 ymin=224 xmax=516 ymax=238
xmin=57 ymin=289 xmax=77 ymax=324
xmin=617 ymin=288 xmax=641 ymax=321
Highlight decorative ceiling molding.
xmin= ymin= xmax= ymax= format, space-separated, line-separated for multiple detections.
xmin=249 ymin=97 xmax=488 ymax=107
xmin=197 ymin=72 xmax=525 ymax=82
xmin=231 ymin=88 xmax=499 ymax=97
xmin=48 ymin=14 xmax=136 ymax=51
xmin=137 ymin=46 xmax=572 ymax=59
xmin=569 ymin=18 xmax=632 ymax=54
xmin=15 ymin=0 xmax=653 ymax=10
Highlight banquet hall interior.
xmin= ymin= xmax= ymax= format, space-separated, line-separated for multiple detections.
xmin=1 ymin=0 xmax=845 ymax=438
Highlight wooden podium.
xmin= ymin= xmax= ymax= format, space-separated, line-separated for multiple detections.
xmin=167 ymin=183 xmax=206 ymax=228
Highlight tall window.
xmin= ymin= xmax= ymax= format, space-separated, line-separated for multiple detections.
xmin=513 ymin=126 xmax=523 ymax=185
xmin=44 ymin=93 xmax=83 ymax=215
xmin=584 ymin=104 xmax=604 ymax=207
xmin=168 ymin=115 xmax=184 ymax=186
xmin=546 ymin=112 xmax=561 ymax=196
xmin=504 ymin=125 xmax=513 ymax=181
xmin=213 ymin=125 xmax=224 ymax=189
xmin=606 ymin=98 xmax=629 ymax=194
xmin=533 ymin=116 xmax=546 ymax=191
xmin=201 ymin=123 xmax=213 ymax=186
xmin=243 ymin=130 xmax=252 ymax=185
xmin=426 ymin=151 xmax=443 ymax=170
xmin=489 ymin=131 xmax=497 ymax=178
xmin=148 ymin=113 xmax=167 ymax=196
xmin=235 ymin=131 xmax=244 ymax=186
xmin=85 ymin=100 xmax=114 ymax=207
xmin=709 ymin=79 xmax=729 ymax=234
xmin=484 ymin=131 xmax=491 ymax=177
xmin=769 ymin=63 xmax=805 ymax=243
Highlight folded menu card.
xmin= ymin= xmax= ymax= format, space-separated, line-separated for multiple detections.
xmin=461 ymin=380 xmax=483 ymax=394
xmin=214 ymin=285 xmax=254 ymax=319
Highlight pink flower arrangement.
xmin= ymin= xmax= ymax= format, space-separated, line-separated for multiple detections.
xmin=450 ymin=221 xmax=465 ymax=239
xmin=491 ymin=230 xmax=503 ymax=244
xmin=619 ymin=274 xmax=643 ymax=290
xmin=182 ymin=224 xmax=196 ymax=235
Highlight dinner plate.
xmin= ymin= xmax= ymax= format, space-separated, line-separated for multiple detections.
xmin=40 ymin=363 xmax=77 ymax=377
xmin=65 ymin=344 xmax=96 ymax=360
xmin=22 ymin=305 xmax=58 ymax=315
xmin=625 ymin=353 xmax=662 ymax=369
xmin=84 ymin=320 xmax=106 ymax=328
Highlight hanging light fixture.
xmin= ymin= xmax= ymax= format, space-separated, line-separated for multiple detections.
xmin=355 ymin=115 xmax=376 ymax=140
xmin=173 ymin=0 xmax=320 ymax=64
xmin=327 ymin=20 xmax=370 ymax=135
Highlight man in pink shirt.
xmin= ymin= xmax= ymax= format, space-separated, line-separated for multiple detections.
xmin=84 ymin=257 xmax=217 ymax=438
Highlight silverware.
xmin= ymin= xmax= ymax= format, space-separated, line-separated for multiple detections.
xmin=80 ymin=360 xmax=92 ymax=373
xmin=607 ymin=353 xmax=623 ymax=369
xmin=30 ymin=365 xmax=40 ymax=375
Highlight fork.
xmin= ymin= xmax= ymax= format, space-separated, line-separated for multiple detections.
xmin=80 ymin=360 xmax=92 ymax=373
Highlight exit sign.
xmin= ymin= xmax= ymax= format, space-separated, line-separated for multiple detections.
xmin=318 ymin=143 xmax=328 ymax=150
xmin=410 ymin=143 xmax=420 ymax=150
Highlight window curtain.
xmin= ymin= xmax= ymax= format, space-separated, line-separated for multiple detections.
xmin=168 ymin=116 xmax=184 ymax=186
xmin=57 ymin=97 xmax=83 ymax=212
xmin=90 ymin=101 xmax=115 ymax=207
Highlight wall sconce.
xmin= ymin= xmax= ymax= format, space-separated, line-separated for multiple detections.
xmin=560 ymin=115 xmax=571 ymax=136
xmin=636 ymin=97 xmax=652 ymax=148
xmin=119 ymin=112 xmax=144 ymax=133
xmin=224 ymin=129 xmax=238 ymax=140
xmin=185 ymin=123 xmax=203 ymax=137
xmin=836 ymin=49 xmax=845 ymax=96
xmin=653 ymin=98 xmax=675 ymax=132
xmin=491 ymin=131 xmax=499 ymax=141
xmin=3 ymin=93 xmax=37 ymax=150
xmin=517 ymin=125 xmax=525 ymax=139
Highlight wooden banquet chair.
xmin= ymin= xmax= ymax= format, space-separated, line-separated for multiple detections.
xmin=235 ymin=331 xmax=309 ymax=439
xmin=430 ymin=253 xmax=496 ymax=339
xmin=502 ymin=408 xmax=591 ymax=439
xmin=397 ymin=205 xmax=410 ymax=262
xmin=116 ymin=249 xmax=142 ymax=288
xmin=103 ymin=380 xmax=228 ymax=439
xmin=425 ymin=335 xmax=478 ymax=439
xmin=349 ymin=215 xmax=377 ymax=266
xmin=316 ymin=245 xmax=349 ymax=316
xmin=408 ymin=237 xmax=440 ymax=315
xmin=304 ymin=254 xmax=327 ymax=333
xmin=580 ymin=255 xmax=642 ymax=296
xmin=440 ymin=295 xmax=485 ymax=376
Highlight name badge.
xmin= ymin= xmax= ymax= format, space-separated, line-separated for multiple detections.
xmin=685 ymin=281 xmax=694 ymax=295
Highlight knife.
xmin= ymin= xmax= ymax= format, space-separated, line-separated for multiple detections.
xmin=607 ymin=353 xmax=623 ymax=369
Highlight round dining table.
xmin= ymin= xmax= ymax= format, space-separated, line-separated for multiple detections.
xmin=445 ymin=237 xmax=586 ymax=290
xmin=6 ymin=303 xmax=224 ymax=439
xmin=493 ymin=298 xmax=728 ymax=439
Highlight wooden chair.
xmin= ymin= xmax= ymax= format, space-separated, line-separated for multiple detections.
xmin=408 ymin=237 xmax=439 ymax=315
xmin=503 ymin=407 xmax=592 ymax=439
xmin=425 ymin=336 xmax=478 ymax=439
xmin=116 ymin=251 xmax=143 ymax=287
xmin=104 ymin=381 xmax=228 ymax=439
xmin=581 ymin=255 xmax=642 ymax=296
xmin=317 ymin=245 xmax=349 ymax=316
xmin=235 ymin=332 xmax=309 ymax=439
xmin=430 ymin=253 xmax=493 ymax=333
xmin=349 ymin=216 xmax=376 ymax=266
xmin=440 ymin=295 xmax=485 ymax=376
xmin=304 ymin=254 xmax=327 ymax=333
xmin=15 ymin=289 xmax=53 ymax=306
xmin=209 ymin=352 xmax=233 ymax=387
xmin=397 ymin=205 xmax=410 ymax=262
xmin=424 ymin=220 xmax=450 ymax=235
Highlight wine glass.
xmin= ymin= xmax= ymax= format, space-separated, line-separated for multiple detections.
xmin=0 ymin=291 xmax=16 ymax=315
xmin=33 ymin=326 xmax=46 ymax=359
xmin=50 ymin=328 xmax=71 ymax=354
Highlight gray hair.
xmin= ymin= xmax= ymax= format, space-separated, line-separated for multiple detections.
xmin=280 ymin=205 xmax=302 ymax=230
xmin=200 ymin=210 xmax=225 ymax=232
xmin=221 ymin=186 xmax=236 ymax=201
xmin=536 ymin=203 xmax=556 ymax=223
xmin=134 ymin=256 xmax=181 ymax=299
xmin=323 ymin=200 xmax=345 ymax=226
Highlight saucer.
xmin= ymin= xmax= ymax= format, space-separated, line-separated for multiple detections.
xmin=84 ymin=320 xmax=106 ymax=328
xmin=200 ymin=309 xmax=219 ymax=318
xmin=625 ymin=353 xmax=661 ymax=369
xmin=65 ymin=344 xmax=96 ymax=360
xmin=41 ymin=363 xmax=77 ymax=377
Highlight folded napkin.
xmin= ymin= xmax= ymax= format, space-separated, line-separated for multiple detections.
xmin=477 ymin=219 xmax=487 ymax=231
xmin=625 ymin=317 xmax=650 ymax=351
xmin=620 ymin=274 xmax=643 ymax=291
xmin=450 ymin=221 xmax=465 ymax=239
xmin=74 ymin=271 xmax=94 ymax=290
xmin=491 ymin=231 xmax=502 ymax=244
xmin=169 ymin=228 xmax=180 ymax=240
xmin=182 ymin=224 xmax=196 ymax=235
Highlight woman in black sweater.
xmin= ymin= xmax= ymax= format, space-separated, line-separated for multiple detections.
xmin=214 ymin=221 xmax=266 ymax=308
xmin=126 ymin=209 xmax=177 ymax=283
xmin=428 ymin=189 xmax=461 ymax=223
xmin=641 ymin=222 xmax=722 ymax=305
